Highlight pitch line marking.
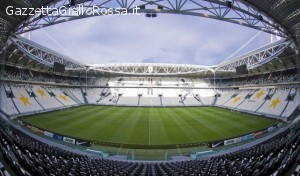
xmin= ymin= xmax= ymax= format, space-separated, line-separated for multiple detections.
xmin=148 ymin=115 xmax=151 ymax=145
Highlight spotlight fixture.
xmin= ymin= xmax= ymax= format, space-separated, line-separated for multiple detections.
xmin=145 ymin=13 xmax=157 ymax=18
xmin=226 ymin=1 xmax=232 ymax=8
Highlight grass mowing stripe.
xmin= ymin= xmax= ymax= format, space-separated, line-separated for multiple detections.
xmin=148 ymin=108 xmax=151 ymax=145
xmin=125 ymin=108 xmax=146 ymax=143
xmin=203 ymin=109 xmax=248 ymax=133
xmin=199 ymin=109 xmax=255 ymax=138
xmin=150 ymin=108 xmax=170 ymax=145
xmin=180 ymin=107 xmax=226 ymax=139
xmin=80 ymin=107 xmax=123 ymax=139
xmin=173 ymin=108 xmax=200 ymax=134
xmin=126 ymin=108 xmax=148 ymax=144
xmin=206 ymin=107 xmax=278 ymax=131
xmin=163 ymin=108 xmax=194 ymax=143
xmin=58 ymin=107 xmax=109 ymax=133
xmin=21 ymin=106 xmax=278 ymax=146
xmin=109 ymin=108 xmax=141 ymax=143
xmin=95 ymin=107 xmax=136 ymax=142
xmin=154 ymin=108 xmax=184 ymax=144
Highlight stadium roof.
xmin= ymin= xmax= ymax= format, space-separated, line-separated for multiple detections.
xmin=0 ymin=0 xmax=299 ymax=76
xmin=1 ymin=35 xmax=296 ymax=77
xmin=246 ymin=0 xmax=300 ymax=45
xmin=1 ymin=0 xmax=299 ymax=43
xmin=0 ymin=0 xmax=53 ymax=48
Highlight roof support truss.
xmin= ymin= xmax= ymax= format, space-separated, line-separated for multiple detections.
xmin=90 ymin=63 xmax=213 ymax=75
xmin=216 ymin=39 xmax=292 ymax=72
xmin=13 ymin=0 xmax=287 ymax=37
xmin=9 ymin=36 xmax=86 ymax=70
xmin=6 ymin=36 xmax=293 ymax=75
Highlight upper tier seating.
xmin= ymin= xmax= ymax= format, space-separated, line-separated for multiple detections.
xmin=216 ymin=68 xmax=299 ymax=87
xmin=1 ymin=65 xmax=298 ymax=88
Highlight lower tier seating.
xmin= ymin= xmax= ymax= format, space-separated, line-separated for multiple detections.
xmin=0 ymin=123 xmax=299 ymax=176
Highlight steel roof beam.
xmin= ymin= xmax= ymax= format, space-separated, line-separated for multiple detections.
xmin=216 ymin=39 xmax=292 ymax=72
xmin=90 ymin=63 xmax=214 ymax=75
xmin=13 ymin=0 xmax=288 ymax=37
xmin=9 ymin=36 xmax=86 ymax=70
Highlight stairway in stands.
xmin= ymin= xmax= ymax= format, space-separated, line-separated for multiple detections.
xmin=65 ymin=90 xmax=82 ymax=104
xmin=80 ymin=88 xmax=89 ymax=104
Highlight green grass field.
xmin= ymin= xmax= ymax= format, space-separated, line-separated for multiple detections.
xmin=22 ymin=106 xmax=278 ymax=147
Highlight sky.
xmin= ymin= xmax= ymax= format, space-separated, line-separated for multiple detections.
xmin=29 ymin=14 xmax=272 ymax=66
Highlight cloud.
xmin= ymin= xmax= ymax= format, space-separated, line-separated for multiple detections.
xmin=30 ymin=14 xmax=271 ymax=66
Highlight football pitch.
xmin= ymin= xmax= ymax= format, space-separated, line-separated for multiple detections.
xmin=22 ymin=106 xmax=278 ymax=147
